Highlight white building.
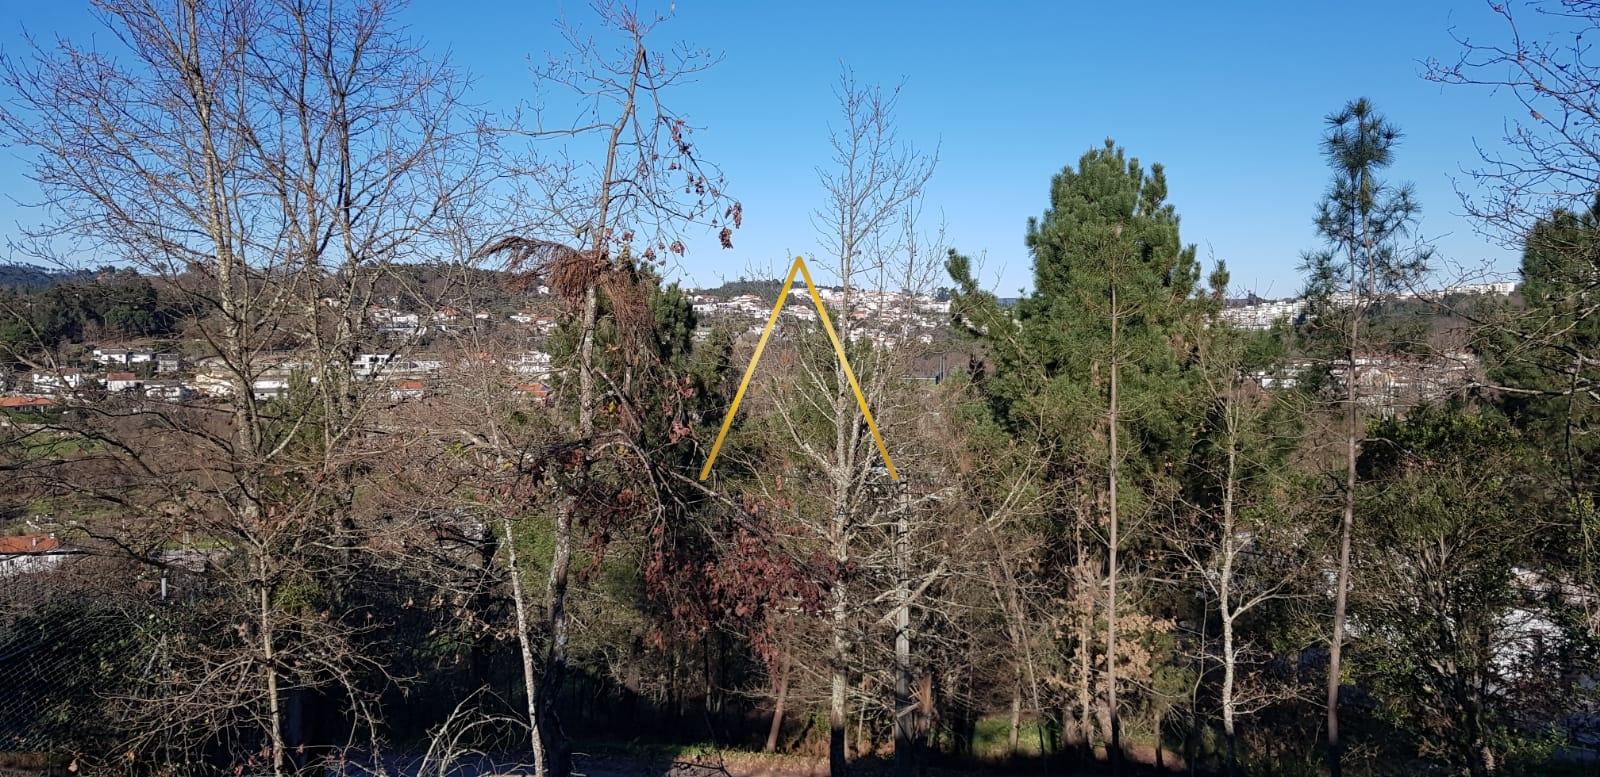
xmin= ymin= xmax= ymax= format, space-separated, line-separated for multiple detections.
xmin=511 ymin=351 xmax=553 ymax=378
xmin=191 ymin=373 xmax=235 ymax=397
xmin=252 ymin=375 xmax=292 ymax=401
xmin=389 ymin=379 xmax=426 ymax=401
xmin=93 ymin=347 xmax=155 ymax=366
xmin=106 ymin=372 xmax=142 ymax=393
xmin=1442 ymin=281 xmax=1517 ymax=296
xmin=0 ymin=534 xmax=69 ymax=577
xmin=30 ymin=369 xmax=87 ymax=393
xmin=143 ymin=381 xmax=196 ymax=401
xmin=1222 ymin=298 xmax=1306 ymax=330
xmin=353 ymin=353 xmax=397 ymax=377
xmin=370 ymin=307 xmax=425 ymax=336
xmin=781 ymin=305 xmax=817 ymax=322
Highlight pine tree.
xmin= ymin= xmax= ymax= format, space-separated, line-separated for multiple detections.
xmin=1482 ymin=200 xmax=1600 ymax=633
xmin=1299 ymin=98 xmax=1428 ymax=777
xmin=950 ymin=139 xmax=1204 ymax=771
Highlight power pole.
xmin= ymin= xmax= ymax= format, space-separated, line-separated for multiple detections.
xmin=894 ymin=476 xmax=915 ymax=777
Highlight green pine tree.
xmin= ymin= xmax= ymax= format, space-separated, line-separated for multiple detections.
xmin=950 ymin=139 xmax=1206 ymax=769
xmin=1298 ymin=99 xmax=1428 ymax=777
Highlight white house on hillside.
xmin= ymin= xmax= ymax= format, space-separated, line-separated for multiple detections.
xmin=93 ymin=347 xmax=155 ymax=366
xmin=0 ymin=534 xmax=70 ymax=577
xmin=106 ymin=372 xmax=141 ymax=392
xmin=30 ymin=369 xmax=86 ymax=393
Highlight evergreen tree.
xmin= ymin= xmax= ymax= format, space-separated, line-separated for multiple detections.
xmin=950 ymin=139 xmax=1205 ymax=770
xmin=1299 ymin=98 xmax=1428 ymax=777
xmin=1486 ymin=202 xmax=1600 ymax=486
xmin=1481 ymin=199 xmax=1600 ymax=646
xmin=1354 ymin=406 xmax=1594 ymax=776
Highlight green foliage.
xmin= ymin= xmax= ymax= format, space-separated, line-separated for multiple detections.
xmin=950 ymin=138 xmax=1207 ymax=470
xmin=0 ymin=595 xmax=150 ymax=756
xmin=1485 ymin=200 xmax=1600 ymax=487
xmin=1353 ymin=405 xmax=1597 ymax=775
xmin=968 ymin=715 xmax=1049 ymax=759
xmin=1299 ymin=98 xmax=1430 ymax=365
xmin=0 ymin=269 xmax=189 ymax=364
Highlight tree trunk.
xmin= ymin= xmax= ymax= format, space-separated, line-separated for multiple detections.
xmin=856 ymin=702 xmax=869 ymax=759
xmin=1327 ymin=163 xmax=1371 ymax=777
xmin=1326 ymin=379 xmax=1355 ymax=777
xmin=766 ymin=651 xmax=791 ymax=752
xmin=829 ymin=228 xmax=857 ymax=777
xmin=1105 ymin=283 xmax=1122 ymax=774
xmin=505 ymin=519 xmax=549 ymax=777
xmin=832 ymin=505 xmax=857 ymax=777
xmin=1221 ymin=409 xmax=1240 ymax=777
xmin=537 ymin=40 xmax=643 ymax=777
xmin=1073 ymin=495 xmax=1094 ymax=757
xmin=260 ymin=583 xmax=286 ymax=777
xmin=1327 ymin=214 xmax=1363 ymax=777
xmin=1008 ymin=669 xmax=1022 ymax=759
xmin=543 ymin=495 xmax=574 ymax=777
xmin=1154 ymin=711 xmax=1164 ymax=771
xmin=918 ymin=674 xmax=935 ymax=768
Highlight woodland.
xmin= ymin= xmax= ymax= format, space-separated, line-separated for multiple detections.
xmin=0 ymin=3 xmax=1598 ymax=777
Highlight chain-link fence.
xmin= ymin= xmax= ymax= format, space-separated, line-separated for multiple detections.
xmin=0 ymin=551 xmax=153 ymax=764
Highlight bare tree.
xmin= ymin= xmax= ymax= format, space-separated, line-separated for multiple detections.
xmin=734 ymin=69 xmax=936 ymax=777
xmin=476 ymin=4 xmax=738 ymax=772
xmin=1168 ymin=315 xmax=1316 ymax=777
xmin=1426 ymin=0 xmax=1600 ymax=248
xmin=0 ymin=0 xmax=484 ymax=770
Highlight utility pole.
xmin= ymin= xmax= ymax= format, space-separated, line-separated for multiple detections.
xmin=894 ymin=476 xmax=915 ymax=777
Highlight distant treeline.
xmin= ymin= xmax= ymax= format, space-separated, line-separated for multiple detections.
xmin=0 ymin=268 xmax=190 ymax=357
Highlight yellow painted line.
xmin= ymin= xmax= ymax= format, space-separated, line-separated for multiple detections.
xmin=698 ymin=256 xmax=899 ymax=481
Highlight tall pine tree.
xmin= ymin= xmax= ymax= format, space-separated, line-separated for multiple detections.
xmin=1299 ymin=98 xmax=1427 ymax=777
xmin=950 ymin=139 xmax=1204 ymax=771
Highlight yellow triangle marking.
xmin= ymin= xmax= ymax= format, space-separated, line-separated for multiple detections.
xmin=698 ymin=256 xmax=899 ymax=481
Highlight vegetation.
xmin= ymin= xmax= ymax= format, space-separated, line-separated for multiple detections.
xmin=0 ymin=3 xmax=1597 ymax=777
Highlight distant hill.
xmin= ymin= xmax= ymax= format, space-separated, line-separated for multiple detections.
xmin=695 ymin=277 xmax=966 ymax=302
xmin=696 ymin=278 xmax=787 ymax=300
xmin=0 ymin=263 xmax=72 ymax=290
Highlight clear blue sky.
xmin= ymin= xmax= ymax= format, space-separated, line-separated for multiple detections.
xmin=0 ymin=1 xmax=1535 ymax=297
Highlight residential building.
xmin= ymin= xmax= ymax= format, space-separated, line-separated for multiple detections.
xmin=143 ymin=381 xmax=196 ymax=401
xmin=106 ymin=371 xmax=141 ymax=392
xmin=93 ymin=347 xmax=155 ymax=366
xmin=30 ymin=368 xmax=86 ymax=393
xmin=155 ymin=353 xmax=184 ymax=373
xmin=191 ymin=373 xmax=235 ymax=397
xmin=390 ymin=379 xmax=425 ymax=401
xmin=0 ymin=396 xmax=54 ymax=414
xmin=0 ymin=534 xmax=70 ymax=577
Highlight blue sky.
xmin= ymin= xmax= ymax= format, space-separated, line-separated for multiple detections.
xmin=0 ymin=1 xmax=1537 ymax=297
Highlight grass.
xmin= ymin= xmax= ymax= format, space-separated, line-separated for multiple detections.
xmin=18 ymin=432 xmax=101 ymax=460
xmin=970 ymin=716 xmax=1049 ymax=760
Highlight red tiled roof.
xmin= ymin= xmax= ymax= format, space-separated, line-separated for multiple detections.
xmin=395 ymin=379 xmax=425 ymax=390
xmin=0 ymin=535 xmax=61 ymax=554
xmin=108 ymin=372 xmax=137 ymax=380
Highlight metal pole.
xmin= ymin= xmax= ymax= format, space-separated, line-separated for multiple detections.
xmin=894 ymin=477 xmax=914 ymax=777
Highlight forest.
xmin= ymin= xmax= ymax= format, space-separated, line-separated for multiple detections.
xmin=0 ymin=2 xmax=1597 ymax=777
